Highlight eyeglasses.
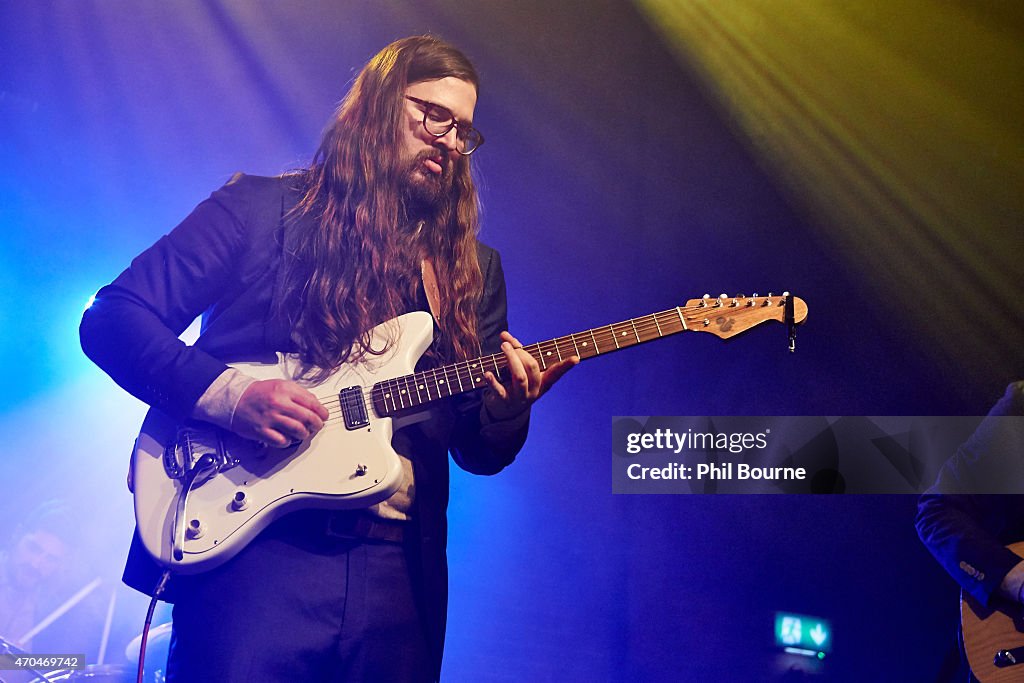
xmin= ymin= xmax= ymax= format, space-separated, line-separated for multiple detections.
xmin=405 ymin=95 xmax=484 ymax=155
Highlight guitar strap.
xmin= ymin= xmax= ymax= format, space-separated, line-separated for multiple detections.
xmin=420 ymin=258 xmax=442 ymax=325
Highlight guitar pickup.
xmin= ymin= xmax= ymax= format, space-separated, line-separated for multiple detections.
xmin=339 ymin=386 xmax=369 ymax=430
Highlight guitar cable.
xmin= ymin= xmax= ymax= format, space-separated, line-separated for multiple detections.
xmin=136 ymin=570 xmax=171 ymax=683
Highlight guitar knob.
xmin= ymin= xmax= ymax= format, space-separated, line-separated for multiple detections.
xmin=231 ymin=491 xmax=249 ymax=511
xmin=186 ymin=518 xmax=206 ymax=540
xmin=355 ymin=464 xmax=368 ymax=476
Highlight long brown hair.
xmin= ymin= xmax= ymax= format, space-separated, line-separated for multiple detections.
xmin=286 ymin=36 xmax=484 ymax=377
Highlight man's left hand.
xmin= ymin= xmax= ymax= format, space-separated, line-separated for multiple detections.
xmin=482 ymin=331 xmax=577 ymax=421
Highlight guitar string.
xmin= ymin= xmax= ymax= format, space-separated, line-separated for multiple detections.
xmin=321 ymin=308 xmax=683 ymax=415
xmin=312 ymin=299 xmax=783 ymax=422
xmin=340 ymin=299 xmax=782 ymax=416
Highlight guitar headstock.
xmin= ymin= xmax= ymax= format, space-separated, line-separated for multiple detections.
xmin=682 ymin=293 xmax=808 ymax=339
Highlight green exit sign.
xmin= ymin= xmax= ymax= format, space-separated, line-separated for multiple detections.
xmin=775 ymin=612 xmax=832 ymax=656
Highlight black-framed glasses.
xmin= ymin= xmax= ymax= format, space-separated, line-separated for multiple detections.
xmin=405 ymin=95 xmax=484 ymax=155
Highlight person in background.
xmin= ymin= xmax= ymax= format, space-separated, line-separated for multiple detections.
xmin=917 ymin=381 xmax=1024 ymax=680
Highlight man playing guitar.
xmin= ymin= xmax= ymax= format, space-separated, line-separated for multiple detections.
xmin=81 ymin=36 xmax=575 ymax=682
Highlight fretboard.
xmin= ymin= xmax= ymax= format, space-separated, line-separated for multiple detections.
xmin=370 ymin=306 xmax=691 ymax=416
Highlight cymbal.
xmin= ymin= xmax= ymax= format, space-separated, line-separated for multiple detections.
xmin=123 ymin=621 xmax=173 ymax=661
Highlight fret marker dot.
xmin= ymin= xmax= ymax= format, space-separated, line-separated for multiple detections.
xmin=621 ymin=332 xmax=627 ymax=336
xmin=582 ymin=342 xmax=588 ymax=347
xmin=401 ymin=389 xmax=407 ymax=394
xmin=418 ymin=384 xmax=424 ymax=390
xmin=546 ymin=351 xmax=552 ymax=356
xmin=439 ymin=380 xmax=445 ymax=385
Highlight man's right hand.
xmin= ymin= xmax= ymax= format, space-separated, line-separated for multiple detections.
xmin=231 ymin=379 xmax=330 ymax=447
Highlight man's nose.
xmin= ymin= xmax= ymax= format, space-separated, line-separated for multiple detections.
xmin=436 ymin=126 xmax=459 ymax=154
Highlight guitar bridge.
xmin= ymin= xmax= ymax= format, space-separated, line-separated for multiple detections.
xmin=163 ymin=424 xmax=237 ymax=481
xmin=163 ymin=424 xmax=238 ymax=563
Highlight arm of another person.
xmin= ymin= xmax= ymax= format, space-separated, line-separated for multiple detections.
xmin=917 ymin=493 xmax=1024 ymax=606
xmin=916 ymin=382 xmax=1024 ymax=606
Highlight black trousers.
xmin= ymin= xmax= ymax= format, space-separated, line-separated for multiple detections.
xmin=165 ymin=514 xmax=432 ymax=682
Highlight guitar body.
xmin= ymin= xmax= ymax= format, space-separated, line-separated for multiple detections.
xmin=962 ymin=542 xmax=1024 ymax=682
xmin=132 ymin=312 xmax=434 ymax=574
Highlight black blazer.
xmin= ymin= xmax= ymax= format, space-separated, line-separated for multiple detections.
xmin=916 ymin=381 xmax=1024 ymax=606
xmin=80 ymin=173 xmax=528 ymax=678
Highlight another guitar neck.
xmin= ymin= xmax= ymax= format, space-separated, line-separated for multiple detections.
xmin=371 ymin=293 xmax=806 ymax=417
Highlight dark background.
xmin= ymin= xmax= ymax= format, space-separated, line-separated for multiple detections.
xmin=1 ymin=2 xmax=1020 ymax=680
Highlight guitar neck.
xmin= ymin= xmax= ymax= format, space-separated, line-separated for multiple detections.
xmin=372 ymin=307 xmax=687 ymax=417
xmin=370 ymin=293 xmax=806 ymax=417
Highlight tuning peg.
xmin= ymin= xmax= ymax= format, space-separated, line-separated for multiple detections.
xmin=699 ymin=294 xmax=710 ymax=308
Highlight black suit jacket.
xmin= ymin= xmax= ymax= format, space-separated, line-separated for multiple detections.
xmin=80 ymin=173 xmax=528 ymax=678
xmin=916 ymin=382 xmax=1024 ymax=606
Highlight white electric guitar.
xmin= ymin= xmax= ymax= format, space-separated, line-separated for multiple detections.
xmin=133 ymin=293 xmax=808 ymax=572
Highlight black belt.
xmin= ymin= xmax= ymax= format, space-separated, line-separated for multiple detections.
xmin=270 ymin=509 xmax=407 ymax=545
xmin=325 ymin=510 xmax=406 ymax=544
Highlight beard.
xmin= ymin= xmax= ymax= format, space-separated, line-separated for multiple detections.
xmin=402 ymin=149 xmax=456 ymax=219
